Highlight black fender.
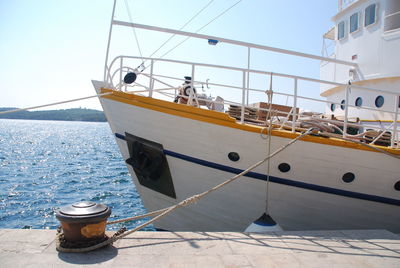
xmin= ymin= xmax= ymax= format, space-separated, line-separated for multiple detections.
xmin=125 ymin=133 xmax=176 ymax=198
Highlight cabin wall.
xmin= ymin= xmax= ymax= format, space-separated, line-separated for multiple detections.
xmin=321 ymin=0 xmax=400 ymax=89
xmin=321 ymin=0 xmax=400 ymax=117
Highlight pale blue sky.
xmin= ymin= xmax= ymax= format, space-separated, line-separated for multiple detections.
xmin=0 ymin=0 xmax=338 ymax=111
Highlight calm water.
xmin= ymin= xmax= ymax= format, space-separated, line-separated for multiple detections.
xmin=0 ymin=119 xmax=153 ymax=230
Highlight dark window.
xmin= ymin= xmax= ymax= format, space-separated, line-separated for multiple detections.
xmin=338 ymin=21 xmax=346 ymax=39
xmin=350 ymin=12 xmax=359 ymax=33
xmin=375 ymin=95 xmax=384 ymax=108
xmin=330 ymin=103 xmax=336 ymax=112
xmin=355 ymin=97 xmax=363 ymax=107
xmin=365 ymin=4 xmax=377 ymax=27
xmin=342 ymin=172 xmax=355 ymax=183
xmin=278 ymin=163 xmax=291 ymax=173
xmin=340 ymin=100 xmax=346 ymax=110
xmin=384 ymin=0 xmax=400 ymax=32
xmin=228 ymin=152 xmax=240 ymax=162
xmin=395 ymin=181 xmax=400 ymax=191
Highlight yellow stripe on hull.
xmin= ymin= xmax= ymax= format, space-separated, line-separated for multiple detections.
xmin=100 ymin=88 xmax=400 ymax=155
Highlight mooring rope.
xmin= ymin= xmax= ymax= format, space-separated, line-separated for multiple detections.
xmin=318 ymin=132 xmax=400 ymax=159
xmin=56 ymin=128 xmax=314 ymax=253
xmin=0 ymin=92 xmax=113 ymax=115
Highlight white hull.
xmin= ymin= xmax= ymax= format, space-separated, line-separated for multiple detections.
xmin=94 ymin=81 xmax=400 ymax=232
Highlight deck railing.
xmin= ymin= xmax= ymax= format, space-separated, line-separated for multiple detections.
xmin=105 ymin=55 xmax=399 ymax=148
xmin=103 ymin=20 xmax=399 ymax=148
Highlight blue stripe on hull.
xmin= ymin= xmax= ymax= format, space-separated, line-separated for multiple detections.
xmin=115 ymin=133 xmax=400 ymax=206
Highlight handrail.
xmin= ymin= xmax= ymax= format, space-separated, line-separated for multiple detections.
xmin=108 ymin=55 xmax=398 ymax=96
xmin=106 ymin=55 xmax=400 ymax=147
xmin=112 ymin=20 xmax=358 ymax=67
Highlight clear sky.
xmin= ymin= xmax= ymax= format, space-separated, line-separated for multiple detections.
xmin=0 ymin=0 xmax=338 ymax=111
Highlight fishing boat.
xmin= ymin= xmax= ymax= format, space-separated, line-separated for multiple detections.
xmin=93 ymin=0 xmax=400 ymax=232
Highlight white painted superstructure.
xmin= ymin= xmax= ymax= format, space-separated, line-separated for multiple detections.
xmin=321 ymin=0 xmax=400 ymax=121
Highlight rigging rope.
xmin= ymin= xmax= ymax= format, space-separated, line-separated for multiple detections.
xmin=318 ymin=132 xmax=400 ymax=160
xmin=0 ymin=92 xmax=112 ymax=115
xmin=124 ymin=0 xmax=144 ymax=61
xmin=264 ymin=73 xmax=275 ymax=215
xmin=143 ymin=0 xmax=243 ymax=70
xmin=144 ymin=0 xmax=215 ymax=66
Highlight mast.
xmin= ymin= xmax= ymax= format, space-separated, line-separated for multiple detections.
xmin=103 ymin=0 xmax=118 ymax=82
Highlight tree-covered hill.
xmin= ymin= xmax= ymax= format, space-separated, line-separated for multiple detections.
xmin=0 ymin=107 xmax=106 ymax=122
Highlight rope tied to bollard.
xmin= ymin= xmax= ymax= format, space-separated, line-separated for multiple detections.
xmin=56 ymin=128 xmax=315 ymax=253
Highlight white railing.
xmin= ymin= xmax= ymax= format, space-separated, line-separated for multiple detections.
xmin=103 ymin=20 xmax=399 ymax=148
xmin=105 ymin=55 xmax=400 ymax=148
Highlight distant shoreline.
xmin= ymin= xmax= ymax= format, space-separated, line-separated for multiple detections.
xmin=0 ymin=107 xmax=106 ymax=122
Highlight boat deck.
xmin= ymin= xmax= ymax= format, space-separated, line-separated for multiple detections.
xmin=1 ymin=229 xmax=399 ymax=267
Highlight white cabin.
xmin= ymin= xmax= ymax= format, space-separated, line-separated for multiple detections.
xmin=320 ymin=0 xmax=400 ymax=122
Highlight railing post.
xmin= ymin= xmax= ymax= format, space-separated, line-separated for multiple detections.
xmin=119 ymin=57 xmax=123 ymax=91
xmin=188 ymin=64 xmax=198 ymax=106
xmin=392 ymin=95 xmax=399 ymax=148
xmin=104 ymin=0 xmax=117 ymax=82
xmin=343 ymin=82 xmax=350 ymax=137
xmin=246 ymin=47 xmax=251 ymax=106
xmin=149 ymin=59 xmax=154 ymax=97
xmin=241 ymin=70 xmax=246 ymax=124
xmin=292 ymin=78 xmax=298 ymax=133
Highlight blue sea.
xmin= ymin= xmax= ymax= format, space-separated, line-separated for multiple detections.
xmin=0 ymin=119 xmax=153 ymax=230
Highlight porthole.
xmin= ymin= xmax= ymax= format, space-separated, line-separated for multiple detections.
xmin=330 ymin=103 xmax=336 ymax=112
xmin=375 ymin=96 xmax=384 ymax=108
xmin=394 ymin=181 xmax=400 ymax=191
xmin=278 ymin=163 xmax=291 ymax=173
xmin=342 ymin=172 xmax=355 ymax=183
xmin=355 ymin=97 xmax=362 ymax=107
xmin=228 ymin=152 xmax=240 ymax=162
xmin=340 ymin=100 xmax=346 ymax=110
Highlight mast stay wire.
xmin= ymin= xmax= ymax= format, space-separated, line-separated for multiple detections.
xmin=142 ymin=0 xmax=243 ymax=71
xmin=142 ymin=0 xmax=215 ymax=67
xmin=124 ymin=0 xmax=144 ymax=63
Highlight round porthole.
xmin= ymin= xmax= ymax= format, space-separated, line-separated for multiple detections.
xmin=228 ymin=152 xmax=240 ymax=162
xmin=340 ymin=100 xmax=346 ymax=110
xmin=375 ymin=95 xmax=384 ymax=108
xmin=278 ymin=163 xmax=291 ymax=173
xmin=330 ymin=103 xmax=336 ymax=112
xmin=394 ymin=181 xmax=400 ymax=191
xmin=355 ymin=97 xmax=362 ymax=107
xmin=342 ymin=172 xmax=355 ymax=183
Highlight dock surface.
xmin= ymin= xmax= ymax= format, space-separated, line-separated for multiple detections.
xmin=0 ymin=229 xmax=399 ymax=267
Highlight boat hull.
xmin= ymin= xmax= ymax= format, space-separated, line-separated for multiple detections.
xmin=93 ymin=81 xmax=400 ymax=232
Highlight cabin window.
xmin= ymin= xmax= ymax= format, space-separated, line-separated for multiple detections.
xmin=350 ymin=12 xmax=360 ymax=33
xmin=365 ymin=4 xmax=377 ymax=27
xmin=342 ymin=172 xmax=355 ymax=183
xmin=340 ymin=100 xmax=346 ymax=110
xmin=375 ymin=95 xmax=384 ymax=108
xmin=384 ymin=0 xmax=400 ymax=32
xmin=278 ymin=163 xmax=291 ymax=173
xmin=355 ymin=97 xmax=363 ymax=107
xmin=228 ymin=152 xmax=240 ymax=162
xmin=338 ymin=21 xmax=346 ymax=39
xmin=330 ymin=103 xmax=336 ymax=112
xmin=395 ymin=181 xmax=400 ymax=191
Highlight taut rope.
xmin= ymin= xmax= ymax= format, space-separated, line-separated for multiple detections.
xmin=56 ymin=128 xmax=315 ymax=253
xmin=0 ymin=92 xmax=112 ymax=115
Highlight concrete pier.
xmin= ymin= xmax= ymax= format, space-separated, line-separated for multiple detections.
xmin=0 ymin=229 xmax=399 ymax=267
